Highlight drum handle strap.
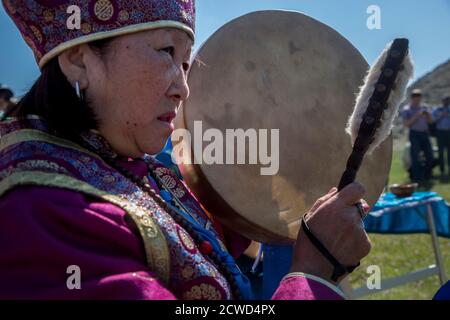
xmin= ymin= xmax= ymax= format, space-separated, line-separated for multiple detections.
xmin=301 ymin=217 xmax=360 ymax=282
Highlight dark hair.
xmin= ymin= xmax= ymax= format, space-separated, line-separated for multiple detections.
xmin=15 ymin=39 xmax=111 ymax=138
xmin=0 ymin=87 xmax=14 ymax=101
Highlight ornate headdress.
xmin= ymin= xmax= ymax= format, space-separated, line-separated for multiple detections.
xmin=3 ymin=0 xmax=195 ymax=68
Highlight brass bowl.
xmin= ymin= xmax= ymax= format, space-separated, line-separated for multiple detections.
xmin=389 ymin=183 xmax=418 ymax=198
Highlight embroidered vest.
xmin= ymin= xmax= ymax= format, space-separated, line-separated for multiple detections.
xmin=0 ymin=118 xmax=236 ymax=299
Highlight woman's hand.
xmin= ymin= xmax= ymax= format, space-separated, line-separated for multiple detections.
xmin=290 ymin=182 xmax=372 ymax=284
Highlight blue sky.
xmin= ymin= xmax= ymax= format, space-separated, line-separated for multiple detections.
xmin=1 ymin=0 xmax=449 ymax=96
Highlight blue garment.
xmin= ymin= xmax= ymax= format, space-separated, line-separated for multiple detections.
xmin=155 ymin=139 xmax=254 ymax=299
xmin=409 ymin=130 xmax=434 ymax=182
xmin=262 ymin=244 xmax=293 ymax=299
xmin=162 ymin=185 xmax=254 ymax=300
xmin=436 ymin=130 xmax=450 ymax=175
xmin=155 ymin=139 xmax=183 ymax=179
xmin=402 ymin=105 xmax=431 ymax=132
xmin=434 ymin=281 xmax=450 ymax=300
xmin=433 ymin=106 xmax=450 ymax=130
xmin=432 ymin=106 xmax=450 ymax=175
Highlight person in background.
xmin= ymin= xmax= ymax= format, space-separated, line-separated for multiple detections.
xmin=402 ymin=142 xmax=413 ymax=180
xmin=401 ymin=89 xmax=434 ymax=183
xmin=0 ymin=85 xmax=16 ymax=120
xmin=433 ymin=96 xmax=450 ymax=177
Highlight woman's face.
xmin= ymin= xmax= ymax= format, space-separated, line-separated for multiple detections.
xmin=84 ymin=28 xmax=192 ymax=157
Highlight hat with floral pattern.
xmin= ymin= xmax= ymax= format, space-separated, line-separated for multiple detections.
xmin=2 ymin=0 xmax=195 ymax=68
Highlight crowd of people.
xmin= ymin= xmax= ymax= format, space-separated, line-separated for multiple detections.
xmin=402 ymin=89 xmax=450 ymax=184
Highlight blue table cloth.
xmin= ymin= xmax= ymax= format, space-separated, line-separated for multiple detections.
xmin=364 ymin=192 xmax=450 ymax=238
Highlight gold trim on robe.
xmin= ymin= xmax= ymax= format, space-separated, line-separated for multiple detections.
xmin=0 ymin=130 xmax=172 ymax=285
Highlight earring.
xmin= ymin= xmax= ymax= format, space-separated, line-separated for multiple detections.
xmin=75 ymin=81 xmax=81 ymax=98
xmin=75 ymin=81 xmax=85 ymax=103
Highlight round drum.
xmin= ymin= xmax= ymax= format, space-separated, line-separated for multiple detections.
xmin=173 ymin=10 xmax=392 ymax=244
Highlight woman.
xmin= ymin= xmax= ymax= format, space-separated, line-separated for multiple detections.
xmin=0 ymin=0 xmax=371 ymax=299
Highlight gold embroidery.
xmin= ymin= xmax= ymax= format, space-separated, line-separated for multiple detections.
xmin=161 ymin=175 xmax=176 ymax=189
xmin=94 ymin=0 xmax=115 ymax=21
xmin=0 ymin=129 xmax=102 ymax=161
xmin=205 ymin=264 xmax=219 ymax=278
xmin=173 ymin=187 xmax=186 ymax=198
xmin=118 ymin=10 xmax=129 ymax=21
xmin=16 ymin=160 xmax=68 ymax=173
xmin=43 ymin=10 xmax=54 ymax=22
xmin=183 ymin=283 xmax=221 ymax=300
xmin=200 ymin=283 xmax=220 ymax=299
xmin=181 ymin=266 xmax=194 ymax=280
xmin=181 ymin=10 xmax=190 ymax=21
xmin=184 ymin=285 xmax=201 ymax=299
xmin=81 ymin=23 xmax=92 ymax=34
xmin=30 ymin=25 xmax=43 ymax=44
xmin=178 ymin=227 xmax=195 ymax=251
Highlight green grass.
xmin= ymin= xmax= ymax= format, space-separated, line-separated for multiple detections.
xmin=347 ymin=148 xmax=450 ymax=300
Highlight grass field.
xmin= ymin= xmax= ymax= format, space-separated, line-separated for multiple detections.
xmin=347 ymin=146 xmax=450 ymax=300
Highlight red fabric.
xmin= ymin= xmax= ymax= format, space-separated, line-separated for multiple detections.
xmin=0 ymin=186 xmax=175 ymax=300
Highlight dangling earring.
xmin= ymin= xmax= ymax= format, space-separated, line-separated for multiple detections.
xmin=75 ymin=81 xmax=85 ymax=103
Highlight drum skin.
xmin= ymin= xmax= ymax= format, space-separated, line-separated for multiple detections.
xmin=173 ymin=10 xmax=392 ymax=244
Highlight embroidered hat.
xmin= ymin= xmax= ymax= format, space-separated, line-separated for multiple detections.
xmin=2 ymin=0 xmax=195 ymax=68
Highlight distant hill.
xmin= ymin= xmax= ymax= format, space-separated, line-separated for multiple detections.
xmin=407 ymin=58 xmax=450 ymax=105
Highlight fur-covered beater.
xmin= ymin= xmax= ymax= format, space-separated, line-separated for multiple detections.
xmin=346 ymin=41 xmax=414 ymax=154
xmin=337 ymin=38 xmax=412 ymax=190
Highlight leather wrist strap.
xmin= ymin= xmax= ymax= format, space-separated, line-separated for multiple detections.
xmin=301 ymin=216 xmax=360 ymax=282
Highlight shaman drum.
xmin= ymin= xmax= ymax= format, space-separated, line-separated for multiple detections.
xmin=173 ymin=10 xmax=392 ymax=244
